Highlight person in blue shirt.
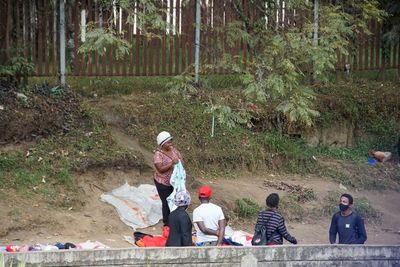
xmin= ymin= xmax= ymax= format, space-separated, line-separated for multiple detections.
xmin=329 ymin=193 xmax=367 ymax=244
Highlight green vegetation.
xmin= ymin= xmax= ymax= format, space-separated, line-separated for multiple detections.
xmin=315 ymin=81 xmax=399 ymax=150
xmin=0 ymin=111 xmax=146 ymax=208
xmin=234 ymin=198 xmax=262 ymax=218
xmin=28 ymin=75 xmax=242 ymax=97
xmin=119 ymin=83 xmax=397 ymax=175
xmin=18 ymin=75 xmax=400 ymax=195
xmin=0 ymin=56 xmax=35 ymax=88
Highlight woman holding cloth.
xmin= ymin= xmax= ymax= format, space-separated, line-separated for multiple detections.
xmin=153 ymin=131 xmax=184 ymax=226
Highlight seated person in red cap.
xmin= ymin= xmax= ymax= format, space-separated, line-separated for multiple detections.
xmin=192 ymin=185 xmax=226 ymax=246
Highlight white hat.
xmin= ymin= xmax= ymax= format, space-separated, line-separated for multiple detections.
xmin=157 ymin=131 xmax=172 ymax=146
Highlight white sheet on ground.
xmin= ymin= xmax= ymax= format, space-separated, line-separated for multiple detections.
xmin=225 ymin=225 xmax=253 ymax=246
xmin=101 ymin=183 xmax=162 ymax=230
xmin=75 ymin=240 xmax=109 ymax=250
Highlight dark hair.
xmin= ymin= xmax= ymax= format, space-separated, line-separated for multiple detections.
xmin=266 ymin=193 xmax=279 ymax=208
xmin=341 ymin=193 xmax=353 ymax=205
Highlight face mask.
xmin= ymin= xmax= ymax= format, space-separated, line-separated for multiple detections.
xmin=339 ymin=203 xmax=349 ymax=212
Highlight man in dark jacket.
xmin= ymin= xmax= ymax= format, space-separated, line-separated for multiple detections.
xmin=329 ymin=193 xmax=367 ymax=244
xmin=166 ymin=190 xmax=193 ymax=246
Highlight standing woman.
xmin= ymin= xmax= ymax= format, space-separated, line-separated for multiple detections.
xmin=153 ymin=131 xmax=184 ymax=226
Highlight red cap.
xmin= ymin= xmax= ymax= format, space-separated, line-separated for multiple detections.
xmin=198 ymin=185 xmax=212 ymax=198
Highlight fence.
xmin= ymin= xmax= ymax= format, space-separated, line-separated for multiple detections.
xmin=0 ymin=0 xmax=399 ymax=77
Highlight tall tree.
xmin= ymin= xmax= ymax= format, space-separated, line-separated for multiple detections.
xmin=203 ymin=0 xmax=385 ymax=128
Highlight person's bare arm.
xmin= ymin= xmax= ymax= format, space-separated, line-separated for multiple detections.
xmin=195 ymin=221 xmax=218 ymax=236
xmin=216 ymin=219 xmax=226 ymax=246
xmin=154 ymin=158 xmax=178 ymax=173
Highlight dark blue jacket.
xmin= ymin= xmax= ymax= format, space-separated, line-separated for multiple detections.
xmin=329 ymin=211 xmax=367 ymax=244
xmin=166 ymin=207 xmax=192 ymax=247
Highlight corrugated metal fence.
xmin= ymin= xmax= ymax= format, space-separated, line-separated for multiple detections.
xmin=0 ymin=0 xmax=399 ymax=77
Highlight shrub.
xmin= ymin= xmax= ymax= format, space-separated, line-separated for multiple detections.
xmin=234 ymin=198 xmax=261 ymax=218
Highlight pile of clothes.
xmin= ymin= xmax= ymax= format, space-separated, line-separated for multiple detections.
xmin=132 ymin=226 xmax=253 ymax=247
xmin=0 ymin=240 xmax=109 ymax=252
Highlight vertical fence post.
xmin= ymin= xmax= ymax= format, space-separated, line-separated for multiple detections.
xmin=312 ymin=0 xmax=319 ymax=82
xmin=5 ymin=0 xmax=12 ymax=60
xmin=59 ymin=0 xmax=66 ymax=86
xmin=194 ymin=0 xmax=201 ymax=84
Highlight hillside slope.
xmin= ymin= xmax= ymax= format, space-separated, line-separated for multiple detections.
xmin=1 ymin=92 xmax=399 ymax=247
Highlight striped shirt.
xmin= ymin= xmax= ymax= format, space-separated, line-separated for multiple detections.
xmin=255 ymin=209 xmax=296 ymax=245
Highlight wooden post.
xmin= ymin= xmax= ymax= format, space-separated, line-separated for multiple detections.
xmin=73 ymin=1 xmax=80 ymax=75
xmin=194 ymin=0 xmax=201 ymax=82
xmin=397 ymin=44 xmax=400 ymax=80
xmin=5 ymin=0 xmax=12 ymax=60
xmin=174 ymin=0 xmax=181 ymax=75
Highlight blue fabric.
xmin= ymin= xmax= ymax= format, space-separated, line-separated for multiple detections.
xmin=223 ymin=237 xmax=243 ymax=246
xmin=55 ymin=242 xmax=65 ymax=249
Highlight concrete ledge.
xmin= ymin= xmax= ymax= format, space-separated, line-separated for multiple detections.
xmin=2 ymin=245 xmax=400 ymax=267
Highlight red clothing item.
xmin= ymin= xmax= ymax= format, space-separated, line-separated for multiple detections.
xmin=153 ymin=147 xmax=182 ymax=186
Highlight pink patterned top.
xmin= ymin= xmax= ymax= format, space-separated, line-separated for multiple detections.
xmin=153 ymin=147 xmax=183 ymax=186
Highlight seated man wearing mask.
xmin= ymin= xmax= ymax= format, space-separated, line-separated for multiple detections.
xmin=329 ymin=193 xmax=367 ymax=244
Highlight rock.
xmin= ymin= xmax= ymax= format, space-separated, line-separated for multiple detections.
xmin=339 ymin=183 xmax=347 ymax=190
xmin=16 ymin=92 xmax=28 ymax=102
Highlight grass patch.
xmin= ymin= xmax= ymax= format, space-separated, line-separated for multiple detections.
xmin=8 ymin=208 xmax=21 ymax=220
xmin=29 ymin=74 xmax=243 ymax=97
xmin=115 ymin=86 xmax=399 ymax=177
xmin=279 ymin=194 xmax=307 ymax=221
xmin=321 ymin=168 xmax=355 ymax=188
xmin=234 ymin=198 xmax=261 ymax=218
xmin=315 ymin=80 xmax=399 ymax=151
xmin=0 ymin=110 xmax=146 ymax=207
xmin=320 ymin=161 xmax=394 ymax=190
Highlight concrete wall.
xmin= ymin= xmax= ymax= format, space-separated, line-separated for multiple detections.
xmin=2 ymin=245 xmax=400 ymax=267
